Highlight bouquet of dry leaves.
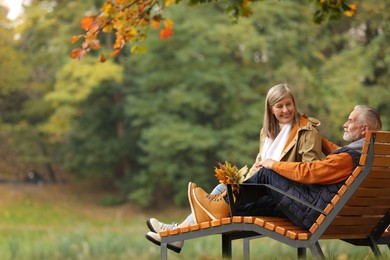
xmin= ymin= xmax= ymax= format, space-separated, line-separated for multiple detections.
xmin=214 ymin=161 xmax=248 ymax=192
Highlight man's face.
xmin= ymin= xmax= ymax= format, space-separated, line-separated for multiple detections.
xmin=343 ymin=109 xmax=366 ymax=142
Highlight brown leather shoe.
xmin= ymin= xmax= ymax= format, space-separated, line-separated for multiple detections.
xmin=188 ymin=182 xmax=211 ymax=223
xmin=193 ymin=187 xmax=230 ymax=220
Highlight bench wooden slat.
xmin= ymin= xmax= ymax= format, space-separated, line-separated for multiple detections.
xmin=353 ymin=188 xmax=390 ymax=197
xmin=211 ymin=219 xmax=222 ymax=227
xmin=359 ymin=179 xmax=390 ymax=188
xmin=323 ymin=203 xmax=334 ymax=214
xmin=243 ymin=216 xmax=256 ymax=223
xmin=346 ymin=197 xmax=390 ymax=206
xmin=168 ymin=228 xmax=180 ymax=235
xmin=344 ymin=175 xmax=356 ymax=187
xmin=351 ymin=166 xmax=362 ymax=178
xmin=276 ymin=224 xmax=302 ymax=235
xmin=321 ymin=234 xmax=372 ymax=239
xmin=365 ymin=131 xmax=390 ymax=142
xmin=362 ymin=142 xmax=390 ymax=155
xmin=337 ymin=185 xmax=348 ymax=196
xmin=179 ymin=226 xmax=190 ymax=233
xmin=331 ymin=216 xmax=383 ymax=226
xmin=232 ymin=216 xmax=243 ymax=223
xmin=189 ymin=223 xmax=200 ymax=231
xmin=323 ymin=225 xmax=376 ymax=236
xmin=253 ymin=216 xmax=287 ymax=223
xmin=265 ymin=220 xmax=295 ymax=231
xmin=365 ymin=167 xmax=390 ymax=179
xmin=339 ymin=206 xmax=388 ymax=215
xmin=200 ymin=221 xmax=211 ymax=229
xmin=359 ymin=154 xmax=390 ymax=167
xmin=297 ymin=232 xmax=311 ymax=240
xmin=221 ymin=217 xmax=232 ymax=225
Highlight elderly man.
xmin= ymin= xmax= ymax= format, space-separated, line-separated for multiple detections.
xmin=192 ymin=105 xmax=382 ymax=230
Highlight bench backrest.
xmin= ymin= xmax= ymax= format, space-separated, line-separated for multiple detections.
xmin=309 ymin=131 xmax=390 ymax=240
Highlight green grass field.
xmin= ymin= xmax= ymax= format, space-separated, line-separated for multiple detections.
xmin=0 ymin=181 xmax=388 ymax=260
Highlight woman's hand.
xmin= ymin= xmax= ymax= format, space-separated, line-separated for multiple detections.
xmin=258 ymin=159 xmax=276 ymax=169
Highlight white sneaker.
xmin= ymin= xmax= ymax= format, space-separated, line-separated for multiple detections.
xmin=146 ymin=218 xmax=178 ymax=233
xmin=145 ymin=231 xmax=184 ymax=253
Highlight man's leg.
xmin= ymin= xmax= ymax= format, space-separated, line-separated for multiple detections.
xmin=233 ymin=168 xmax=293 ymax=217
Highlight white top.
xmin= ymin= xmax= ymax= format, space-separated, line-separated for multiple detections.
xmin=261 ymin=123 xmax=292 ymax=161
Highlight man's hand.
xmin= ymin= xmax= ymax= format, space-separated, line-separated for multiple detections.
xmin=259 ymin=159 xmax=276 ymax=169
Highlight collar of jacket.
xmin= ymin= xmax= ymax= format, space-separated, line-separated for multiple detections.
xmin=282 ymin=114 xmax=321 ymax=152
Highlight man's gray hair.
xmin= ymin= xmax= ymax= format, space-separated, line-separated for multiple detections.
xmin=354 ymin=105 xmax=382 ymax=131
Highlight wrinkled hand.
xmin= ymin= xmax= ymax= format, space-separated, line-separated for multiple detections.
xmin=252 ymin=163 xmax=262 ymax=172
xmin=258 ymin=159 xmax=276 ymax=169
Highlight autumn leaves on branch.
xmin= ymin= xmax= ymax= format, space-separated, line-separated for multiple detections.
xmin=70 ymin=0 xmax=356 ymax=62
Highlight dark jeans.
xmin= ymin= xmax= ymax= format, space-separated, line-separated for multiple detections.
xmin=233 ymin=168 xmax=294 ymax=217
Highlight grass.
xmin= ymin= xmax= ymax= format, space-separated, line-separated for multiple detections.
xmin=0 ymin=181 xmax=389 ymax=260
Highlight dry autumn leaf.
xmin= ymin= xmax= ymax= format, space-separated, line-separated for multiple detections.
xmin=344 ymin=3 xmax=357 ymax=17
xmin=165 ymin=0 xmax=176 ymax=7
xmin=164 ymin=19 xmax=174 ymax=29
xmin=70 ymin=48 xmax=87 ymax=60
xmin=81 ymin=16 xmax=95 ymax=31
xmin=151 ymin=20 xmax=160 ymax=29
xmin=70 ymin=35 xmax=83 ymax=44
xmin=70 ymin=0 xmax=357 ymax=61
xmin=160 ymin=28 xmax=173 ymax=39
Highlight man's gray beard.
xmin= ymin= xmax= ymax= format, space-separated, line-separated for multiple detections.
xmin=343 ymin=132 xmax=354 ymax=142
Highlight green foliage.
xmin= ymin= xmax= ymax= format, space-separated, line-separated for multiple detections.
xmin=0 ymin=0 xmax=389 ymax=207
xmin=44 ymin=59 xmax=123 ymax=138
xmin=99 ymin=195 xmax=127 ymax=206
xmin=122 ymin=4 xmax=264 ymax=206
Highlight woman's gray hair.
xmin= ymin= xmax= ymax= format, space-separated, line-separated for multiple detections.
xmin=354 ymin=105 xmax=382 ymax=131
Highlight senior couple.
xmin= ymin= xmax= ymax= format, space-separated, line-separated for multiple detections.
xmin=145 ymin=84 xmax=383 ymax=253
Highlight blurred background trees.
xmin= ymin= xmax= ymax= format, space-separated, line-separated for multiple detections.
xmin=0 ymin=0 xmax=388 ymax=208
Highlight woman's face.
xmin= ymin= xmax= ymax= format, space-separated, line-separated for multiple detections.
xmin=271 ymin=95 xmax=295 ymax=124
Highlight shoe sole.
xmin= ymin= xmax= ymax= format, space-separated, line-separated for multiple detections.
xmin=192 ymin=188 xmax=218 ymax=221
xmin=145 ymin=233 xmax=182 ymax=253
xmin=146 ymin=218 xmax=157 ymax=233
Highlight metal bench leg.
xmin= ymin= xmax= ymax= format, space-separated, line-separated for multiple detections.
xmin=309 ymin=242 xmax=325 ymax=259
xmin=161 ymin=243 xmax=168 ymax=260
xmin=369 ymin=236 xmax=382 ymax=257
xmin=298 ymin=247 xmax=306 ymax=259
xmin=222 ymin=234 xmax=232 ymax=259
xmin=243 ymin=237 xmax=251 ymax=260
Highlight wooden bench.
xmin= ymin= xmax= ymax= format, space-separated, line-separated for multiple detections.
xmin=159 ymin=131 xmax=390 ymax=259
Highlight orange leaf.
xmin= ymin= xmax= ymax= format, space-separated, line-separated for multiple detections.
xmin=110 ymin=49 xmax=121 ymax=57
xmin=89 ymin=40 xmax=102 ymax=50
xmin=165 ymin=0 xmax=176 ymax=7
xmin=151 ymin=20 xmax=160 ymax=29
xmin=164 ymin=19 xmax=174 ymax=29
xmin=100 ymin=53 xmax=106 ymax=62
xmin=344 ymin=3 xmax=357 ymax=17
xmin=70 ymin=35 xmax=83 ymax=44
xmin=160 ymin=28 xmax=173 ymax=39
xmin=70 ymin=48 xmax=87 ymax=60
xmin=81 ymin=16 xmax=95 ymax=31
